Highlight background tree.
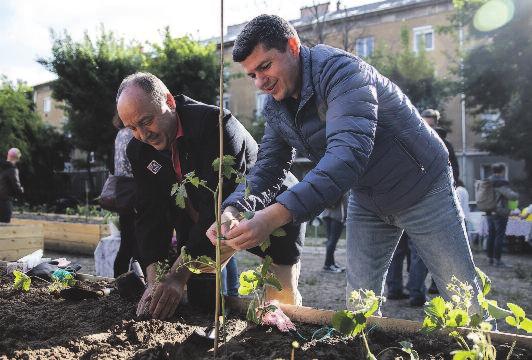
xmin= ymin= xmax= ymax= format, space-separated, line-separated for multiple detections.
xmin=38 ymin=27 xmax=147 ymax=167
xmin=368 ymin=27 xmax=454 ymax=129
xmin=0 ymin=76 xmax=71 ymax=205
xmin=148 ymin=28 xmax=219 ymax=104
xmin=462 ymin=0 xmax=532 ymax=195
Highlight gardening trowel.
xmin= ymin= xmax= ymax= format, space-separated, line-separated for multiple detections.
xmin=60 ymin=286 xmax=114 ymax=300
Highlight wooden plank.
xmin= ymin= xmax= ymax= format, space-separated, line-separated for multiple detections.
xmin=45 ymin=230 xmax=101 ymax=244
xmin=44 ymin=240 xmax=96 ymax=255
xmin=0 ymin=224 xmax=43 ymax=239
xmin=0 ymin=248 xmax=41 ymax=261
xmin=0 ymin=237 xmax=43 ymax=250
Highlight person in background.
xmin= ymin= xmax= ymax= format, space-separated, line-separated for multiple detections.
xmin=455 ymin=178 xmax=471 ymax=228
xmin=0 ymin=148 xmax=24 ymax=223
xmin=486 ymin=163 xmax=518 ymax=267
xmin=385 ymin=233 xmax=410 ymax=300
xmin=321 ymin=194 xmax=347 ymax=273
xmin=112 ymin=117 xmax=137 ymax=277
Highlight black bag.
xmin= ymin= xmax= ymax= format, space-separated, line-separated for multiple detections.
xmin=99 ymin=175 xmax=136 ymax=213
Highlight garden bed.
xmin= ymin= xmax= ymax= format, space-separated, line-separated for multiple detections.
xmin=0 ymin=270 xmax=529 ymax=360
xmin=11 ymin=213 xmax=110 ymax=255
xmin=0 ymin=223 xmax=43 ymax=261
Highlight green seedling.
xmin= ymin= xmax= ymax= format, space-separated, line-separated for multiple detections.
xmin=13 ymin=270 xmax=31 ymax=292
xmin=332 ymin=289 xmax=385 ymax=360
xmin=421 ymin=267 xmax=532 ymax=360
xmin=238 ymin=255 xmax=282 ymax=324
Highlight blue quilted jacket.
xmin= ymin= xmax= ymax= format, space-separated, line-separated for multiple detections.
xmin=224 ymin=45 xmax=449 ymax=224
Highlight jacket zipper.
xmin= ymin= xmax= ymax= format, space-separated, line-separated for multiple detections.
xmin=395 ymin=137 xmax=425 ymax=173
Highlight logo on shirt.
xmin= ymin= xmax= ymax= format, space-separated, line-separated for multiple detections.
xmin=147 ymin=160 xmax=162 ymax=174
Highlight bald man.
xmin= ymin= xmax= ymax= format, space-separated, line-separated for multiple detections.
xmin=0 ymin=148 xmax=24 ymax=223
xmin=116 ymin=72 xmax=303 ymax=320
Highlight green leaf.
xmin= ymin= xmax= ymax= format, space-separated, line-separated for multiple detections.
xmin=271 ymin=228 xmax=286 ymax=237
xmin=505 ymin=316 xmax=517 ymax=327
xmin=421 ymin=316 xmax=439 ymax=334
xmin=332 ymin=310 xmax=357 ymax=336
xmin=424 ymin=296 xmax=446 ymax=320
xmin=399 ymin=341 xmax=419 ymax=360
xmin=451 ymin=350 xmax=477 ymax=360
xmin=170 ymin=183 xmax=179 ymax=196
xmin=484 ymin=299 xmax=512 ymax=320
xmin=261 ymin=255 xmax=273 ymax=276
xmin=469 ymin=313 xmax=482 ymax=328
xmin=475 ymin=267 xmax=491 ymax=296
xmin=447 ymin=309 xmax=469 ymax=327
xmin=260 ymin=237 xmax=271 ymax=252
xmin=264 ymin=273 xmax=282 ymax=291
xmin=238 ymin=270 xmax=259 ymax=295
xmin=519 ymin=317 xmax=532 ymax=333
xmin=507 ymin=303 xmax=525 ymax=320
xmin=235 ymin=173 xmax=246 ymax=184
xmin=13 ymin=270 xmax=31 ymax=292
xmin=173 ymin=182 xmax=188 ymax=209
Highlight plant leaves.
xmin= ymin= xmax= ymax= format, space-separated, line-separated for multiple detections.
xmin=260 ymin=237 xmax=271 ymax=252
xmin=507 ymin=303 xmax=525 ymax=320
xmin=13 ymin=270 xmax=31 ymax=292
xmin=475 ymin=267 xmax=491 ymax=296
xmin=271 ymin=228 xmax=286 ymax=237
xmin=332 ymin=310 xmax=357 ymax=336
xmin=447 ymin=309 xmax=469 ymax=327
xmin=519 ymin=317 xmax=532 ymax=333
xmin=505 ymin=316 xmax=517 ymax=327
xmin=451 ymin=349 xmax=478 ymax=360
xmin=424 ymin=296 xmax=446 ymax=320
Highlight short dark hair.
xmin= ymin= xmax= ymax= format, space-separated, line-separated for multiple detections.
xmin=116 ymin=72 xmax=169 ymax=106
xmin=421 ymin=108 xmax=441 ymax=123
xmin=233 ymin=14 xmax=298 ymax=62
xmin=492 ymin=163 xmax=506 ymax=174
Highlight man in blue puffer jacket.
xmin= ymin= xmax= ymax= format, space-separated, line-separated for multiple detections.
xmin=207 ymin=15 xmax=481 ymax=310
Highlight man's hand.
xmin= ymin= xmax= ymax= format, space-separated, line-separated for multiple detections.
xmin=221 ymin=203 xmax=292 ymax=250
xmin=148 ymin=276 xmax=185 ymax=319
xmin=206 ymin=206 xmax=240 ymax=246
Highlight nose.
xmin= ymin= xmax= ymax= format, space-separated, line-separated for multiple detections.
xmin=135 ymin=127 xmax=150 ymax=142
xmin=254 ymin=74 xmax=269 ymax=90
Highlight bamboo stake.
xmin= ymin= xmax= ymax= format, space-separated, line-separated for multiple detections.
xmin=214 ymin=0 xmax=224 ymax=356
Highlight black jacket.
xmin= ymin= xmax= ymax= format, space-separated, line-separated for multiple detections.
xmin=435 ymin=127 xmax=459 ymax=182
xmin=127 ymin=95 xmax=301 ymax=268
xmin=0 ymin=160 xmax=23 ymax=201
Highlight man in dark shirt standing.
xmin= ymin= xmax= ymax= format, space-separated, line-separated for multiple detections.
xmin=0 ymin=148 xmax=24 ymax=223
xmin=116 ymin=72 xmax=303 ymax=320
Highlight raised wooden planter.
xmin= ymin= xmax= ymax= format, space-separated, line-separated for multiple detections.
xmin=0 ymin=223 xmax=44 ymax=261
xmin=11 ymin=216 xmax=109 ymax=255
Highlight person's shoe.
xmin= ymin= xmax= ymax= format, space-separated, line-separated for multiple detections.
xmin=409 ymin=297 xmax=427 ymax=307
xmin=428 ymin=284 xmax=439 ymax=294
xmin=332 ymin=264 xmax=346 ymax=272
xmin=323 ymin=265 xmax=343 ymax=273
xmin=488 ymin=258 xmax=494 ymax=265
xmin=387 ymin=292 xmax=409 ymax=300
xmin=495 ymin=260 xmax=512 ymax=268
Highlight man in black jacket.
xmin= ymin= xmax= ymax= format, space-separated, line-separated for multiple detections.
xmin=117 ymin=72 xmax=303 ymax=320
xmin=0 ymin=148 xmax=24 ymax=223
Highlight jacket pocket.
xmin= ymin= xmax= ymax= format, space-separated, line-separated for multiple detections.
xmin=394 ymin=137 xmax=425 ymax=173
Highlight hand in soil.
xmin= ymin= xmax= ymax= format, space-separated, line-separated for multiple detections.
xmin=140 ymin=279 xmax=184 ymax=320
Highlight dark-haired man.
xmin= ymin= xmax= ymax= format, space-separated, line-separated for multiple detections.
xmin=207 ymin=15 xmax=482 ymax=311
xmin=116 ymin=72 xmax=303 ymax=319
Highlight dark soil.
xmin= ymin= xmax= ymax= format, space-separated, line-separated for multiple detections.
xmin=1 ymin=270 xmax=529 ymax=360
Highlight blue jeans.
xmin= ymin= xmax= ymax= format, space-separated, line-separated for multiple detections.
xmin=385 ymin=233 xmax=409 ymax=295
xmin=407 ymin=242 xmax=428 ymax=302
xmin=346 ymin=168 xmax=481 ymax=313
xmin=324 ymin=217 xmax=344 ymax=267
xmin=222 ymin=257 xmax=239 ymax=296
xmin=486 ymin=215 xmax=508 ymax=260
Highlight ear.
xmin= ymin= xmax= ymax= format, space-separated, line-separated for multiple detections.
xmin=287 ymin=37 xmax=300 ymax=57
xmin=166 ymin=92 xmax=176 ymax=110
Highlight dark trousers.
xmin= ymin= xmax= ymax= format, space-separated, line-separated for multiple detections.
xmin=486 ymin=215 xmax=508 ymax=260
xmin=324 ymin=217 xmax=343 ymax=267
xmin=0 ymin=199 xmax=12 ymax=223
xmin=385 ymin=232 xmax=410 ymax=295
xmin=114 ymin=211 xmax=137 ymax=277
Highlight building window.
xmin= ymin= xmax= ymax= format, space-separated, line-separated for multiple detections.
xmin=413 ymin=26 xmax=434 ymax=52
xmin=43 ymin=96 xmax=52 ymax=114
xmin=216 ymin=94 xmax=231 ymax=110
xmin=355 ymin=36 xmax=374 ymax=58
xmin=255 ymin=92 xmax=269 ymax=117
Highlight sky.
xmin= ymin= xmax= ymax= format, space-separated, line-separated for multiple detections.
xmin=0 ymin=0 xmax=379 ymax=86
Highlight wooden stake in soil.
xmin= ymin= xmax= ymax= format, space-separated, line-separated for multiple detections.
xmin=214 ymin=0 xmax=224 ymax=357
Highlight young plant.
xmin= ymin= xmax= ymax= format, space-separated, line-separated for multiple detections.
xmin=421 ymin=268 xmax=532 ymax=360
xmin=237 ymin=255 xmax=282 ymax=324
xmin=332 ymin=289 xmax=385 ymax=360
xmin=12 ymin=270 xmax=31 ymax=292
xmin=48 ymin=271 xmax=76 ymax=294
